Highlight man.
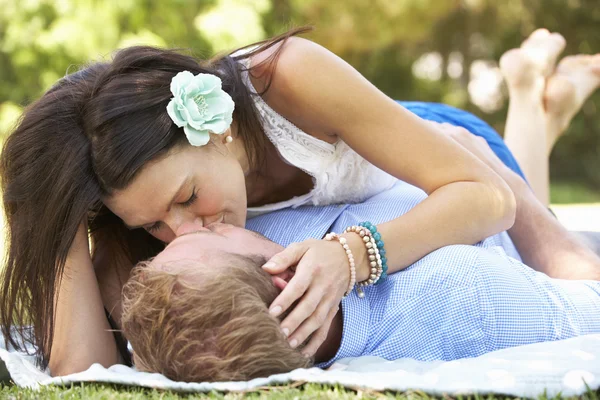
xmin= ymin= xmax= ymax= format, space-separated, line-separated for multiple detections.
xmin=121 ymin=145 xmax=600 ymax=382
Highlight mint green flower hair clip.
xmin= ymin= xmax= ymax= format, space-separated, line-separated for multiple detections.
xmin=166 ymin=71 xmax=235 ymax=146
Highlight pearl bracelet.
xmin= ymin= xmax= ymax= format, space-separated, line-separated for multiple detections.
xmin=324 ymin=232 xmax=356 ymax=297
xmin=343 ymin=225 xmax=383 ymax=298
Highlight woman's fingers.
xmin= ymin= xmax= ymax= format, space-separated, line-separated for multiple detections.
xmin=268 ymin=260 xmax=315 ymax=317
xmin=299 ymin=303 xmax=340 ymax=357
xmin=265 ymin=238 xmax=348 ymax=353
xmin=262 ymin=242 xmax=308 ymax=274
xmin=279 ymin=287 xmax=322 ymax=342
xmin=282 ymin=287 xmax=336 ymax=347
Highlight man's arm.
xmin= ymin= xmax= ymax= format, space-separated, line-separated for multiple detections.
xmin=445 ymin=126 xmax=600 ymax=280
xmin=504 ymin=173 xmax=600 ymax=280
xmin=573 ymin=231 xmax=600 ymax=255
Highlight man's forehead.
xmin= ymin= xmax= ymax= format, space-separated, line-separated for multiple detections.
xmin=154 ymin=258 xmax=202 ymax=273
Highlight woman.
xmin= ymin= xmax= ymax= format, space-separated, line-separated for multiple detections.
xmin=0 ymin=26 xmax=597 ymax=376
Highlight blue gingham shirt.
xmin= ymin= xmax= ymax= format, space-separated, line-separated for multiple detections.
xmin=246 ymin=181 xmax=600 ymax=366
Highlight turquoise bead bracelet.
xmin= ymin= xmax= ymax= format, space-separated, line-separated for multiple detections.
xmin=359 ymin=222 xmax=388 ymax=284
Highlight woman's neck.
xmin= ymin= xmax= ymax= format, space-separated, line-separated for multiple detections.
xmin=245 ymin=141 xmax=314 ymax=207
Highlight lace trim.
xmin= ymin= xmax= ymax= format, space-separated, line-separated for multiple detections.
xmin=239 ymin=64 xmax=336 ymax=171
xmin=238 ymin=58 xmax=397 ymax=215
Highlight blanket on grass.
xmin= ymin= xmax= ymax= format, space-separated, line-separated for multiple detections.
xmin=1 ymin=335 xmax=599 ymax=397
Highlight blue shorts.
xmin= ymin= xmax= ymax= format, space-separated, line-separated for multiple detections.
xmin=398 ymin=101 xmax=526 ymax=181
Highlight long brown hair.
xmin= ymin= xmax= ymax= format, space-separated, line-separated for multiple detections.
xmin=0 ymin=26 xmax=312 ymax=367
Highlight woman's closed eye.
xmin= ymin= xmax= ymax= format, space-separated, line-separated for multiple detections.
xmin=180 ymin=188 xmax=198 ymax=207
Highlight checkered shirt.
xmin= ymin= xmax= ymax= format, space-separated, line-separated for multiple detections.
xmin=246 ymin=181 xmax=600 ymax=366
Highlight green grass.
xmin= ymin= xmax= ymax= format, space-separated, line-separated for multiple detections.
xmin=550 ymin=181 xmax=600 ymax=204
xmin=0 ymin=383 xmax=599 ymax=399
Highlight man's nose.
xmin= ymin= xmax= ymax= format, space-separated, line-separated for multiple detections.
xmin=174 ymin=219 xmax=205 ymax=237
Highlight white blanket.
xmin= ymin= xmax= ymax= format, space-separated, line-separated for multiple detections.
xmin=1 ymin=335 xmax=599 ymax=397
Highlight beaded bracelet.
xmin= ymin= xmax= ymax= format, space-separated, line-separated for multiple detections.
xmin=358 ymin=222 xmax=388 ymax=283
xmin=343 ymin=225 xmax=383 ymax=298
xmin=324 ymin=232 xmax=356 ymax=297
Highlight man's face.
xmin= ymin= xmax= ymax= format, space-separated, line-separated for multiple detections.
xmin=152 ymin=222 xmax=284 ymax=271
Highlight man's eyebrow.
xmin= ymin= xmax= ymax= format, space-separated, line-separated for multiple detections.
xmin=178 ymin=230 xmax=216 ymax=238
xmin=123 ymin=177 xmax=190 ymax=230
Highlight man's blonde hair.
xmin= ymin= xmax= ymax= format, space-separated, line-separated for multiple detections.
xmin=121 ymin=253 xmax=311 ymax=382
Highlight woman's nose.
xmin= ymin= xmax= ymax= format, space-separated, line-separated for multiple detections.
xmin=203 ymin=214 xmax=223 ymax=226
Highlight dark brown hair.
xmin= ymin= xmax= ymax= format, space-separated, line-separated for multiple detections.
xmin=0 ymin=26 xmax=313 ymax=368
xmin=122 ymin=255 xmax=310 ymax=382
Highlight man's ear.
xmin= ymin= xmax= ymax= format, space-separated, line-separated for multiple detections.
xmin=269 ymin=269 xmax=295 ymax=290
xmin=271 ymin=276 xmax=288 ymax=291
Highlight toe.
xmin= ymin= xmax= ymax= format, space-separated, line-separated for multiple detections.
xmin=592 ymin=55 xmax=600 ymax=72
xmin=545 ymin=75 xmax=577 ymax=110
xmin=558 ymin=55 xmax=577 ymax=68
xmin=531 ymin=28 xmax=551 ymax=40
xmin=557 ymin=54 xmax=600 ymax=73
xmin=550 ymin=33 xmax=566 ymax=52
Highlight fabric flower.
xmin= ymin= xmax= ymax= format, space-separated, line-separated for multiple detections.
xmin=166 ymin=71 xmax=235 ymax=146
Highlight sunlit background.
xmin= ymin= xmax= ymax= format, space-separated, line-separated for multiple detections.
xmin=0 ymin=0 xmax=599 ymax=229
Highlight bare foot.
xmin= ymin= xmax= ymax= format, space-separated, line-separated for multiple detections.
xmin=544 ymin=54 xmax=600 ymax=151
xmin=500 ymin=29 xmax=566 ymax=93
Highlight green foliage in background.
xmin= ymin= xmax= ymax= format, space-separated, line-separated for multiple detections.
xmin=1 ymin=0 xmax=598 ymax=191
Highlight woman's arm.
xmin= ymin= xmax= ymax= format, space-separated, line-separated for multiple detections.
xmin=49 ymin=223 xmax=121 ymax=376
xmin=258 ymin=38 xmax=515 ymax=356
xmin=257 ymin=38 xmax=516 ymax=272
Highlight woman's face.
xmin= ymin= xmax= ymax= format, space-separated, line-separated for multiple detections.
xmin=103 ymin=139 xmax=248 ymax=243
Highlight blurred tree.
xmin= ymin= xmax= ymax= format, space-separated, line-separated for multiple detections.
xmin=0 ymin=0 xmax=598 ymax=192
xmin=0 ymin=0 xmax=215 ymax=115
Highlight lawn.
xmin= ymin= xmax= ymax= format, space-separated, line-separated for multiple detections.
xmin=550 ymin=182 xmax=600 ymax=204
xmin=0 ymin=383 xmax=598 ymax=399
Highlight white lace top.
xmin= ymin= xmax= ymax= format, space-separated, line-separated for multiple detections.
xmin=238 ymin=59 xmax=398 ymax=218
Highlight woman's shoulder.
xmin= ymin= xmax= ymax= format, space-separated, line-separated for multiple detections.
xmin=248 ymin=37 xmax=344 ymax=98
xmin=247 ymin=37 xmax=340 ymax=144
xmin=247 ymin=36 xmax=322 ymax=88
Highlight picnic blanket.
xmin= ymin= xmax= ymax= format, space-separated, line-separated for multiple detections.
xmin=1 ymin=334 xmax=599 ymax=397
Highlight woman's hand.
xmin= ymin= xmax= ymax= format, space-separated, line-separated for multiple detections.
xmin=262 ymin=238 xmax=358 ymax=356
